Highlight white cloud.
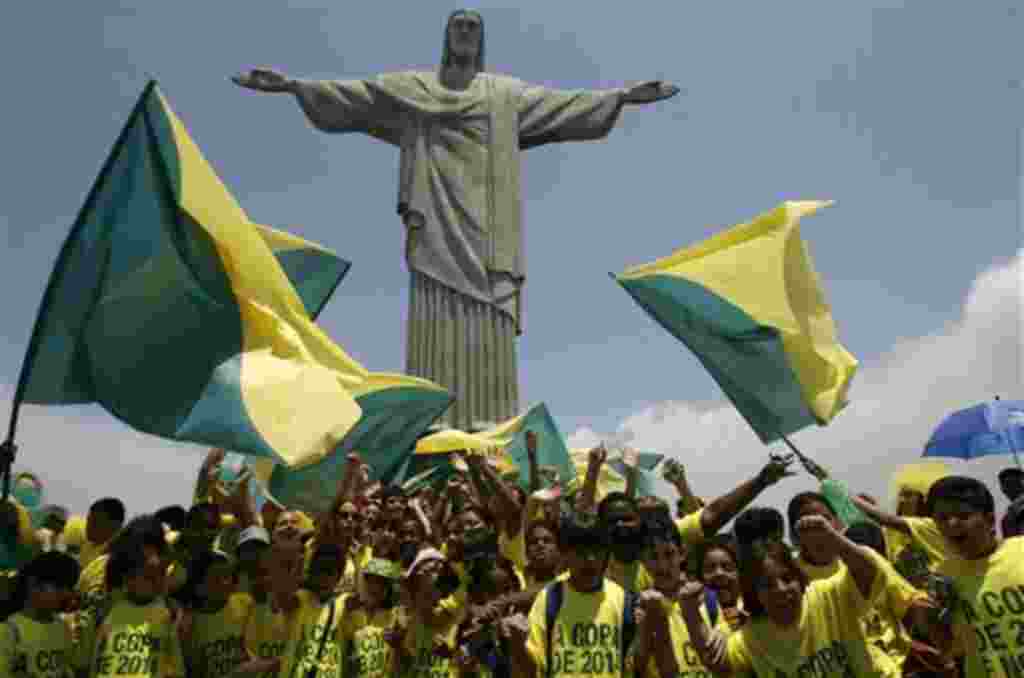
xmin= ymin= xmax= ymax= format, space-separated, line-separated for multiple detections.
xmin=0 ymin=388 xmax=206 ymax=517
xmin=569 ymin=251 xmax=1023 ymax=517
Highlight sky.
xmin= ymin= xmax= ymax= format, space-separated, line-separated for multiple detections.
xmin=0 ymin=1 xmax=1020 ymax=517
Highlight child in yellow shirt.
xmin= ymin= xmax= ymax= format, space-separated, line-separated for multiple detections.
xmin=179 ymin=550 xmax=252 ymax=678
xmin=0 ymin=551 xmax=79 ymax=678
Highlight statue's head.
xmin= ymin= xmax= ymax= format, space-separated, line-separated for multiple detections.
xmin=442 ymin=9 xmax=485 ymax=70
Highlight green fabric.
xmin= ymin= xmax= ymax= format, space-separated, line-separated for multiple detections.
xmin=268 ymin=246 xmax=350 ymax=320
xmin=15 ymin=85 xmax=256 ymax=448
xmin=267 ymin=387 xmax=453 ymax=513
xmin=820 ymin=478 xmax=868 ymax=528
xmin=617 ymin=273 xmax=817 ymax=444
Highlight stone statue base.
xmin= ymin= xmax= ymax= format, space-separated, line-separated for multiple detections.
xmin=406 ymin=271 xmax=519 ymax=430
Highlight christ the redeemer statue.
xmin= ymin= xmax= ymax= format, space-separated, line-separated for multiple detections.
xmin=234 ymin=9 xmax=678 ymax=431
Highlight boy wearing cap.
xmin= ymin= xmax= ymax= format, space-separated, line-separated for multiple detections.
xmin=179 ymin=550 xmax=253 ymax=678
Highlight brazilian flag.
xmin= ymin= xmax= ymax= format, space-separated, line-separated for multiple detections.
xmin=10 ymin=82 xmax=451 ymax=472
xmin=616 ymin=201 xmax=857 ymax=444
xmin=402 ymin=403 xmax=576 ymax=491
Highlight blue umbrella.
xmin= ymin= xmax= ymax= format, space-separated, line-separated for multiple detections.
xmin=923 ymin=398 xmax=1024 ymax=467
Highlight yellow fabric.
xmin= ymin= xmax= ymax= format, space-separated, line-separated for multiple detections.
xmin=289 ymin=594 xmax=344 ymax=678
xmin=402 ymin=620 xmax=458 ymax=678
xmin=674 ymin=509 xmax=707 ymax=547
xmin=884 ymin=527 xmax=914 ymax=564
xmin=90 ymin=599 xmax=186 ymax=678
xmin=619 ymin=200 xmax=857 ymax=424
xmin=156 ymin=89 xmax=447 ymax=469
xmin=796 ymin=555 xmax=844 ymax=583
xmin=936 ymin=536 xmax=1024 ymax=678
xmin=567 ymin=448 xmax=627 ymax=501
xmin=186 ymin=593 xmax=254 ymax=678
xmin=526 ymin=579 xmax=629 ymax=678
xmin=904 ymin=517 xmax=957 ymax=567
xmin=499 ymin=530 xmax=527 ymax=574
xmin=890 ymin=461 xmax=950 ymax=503
xmin=641 ymin=596 xmax=716 ymax=678
xmin=861 ymin=555 xmax=927 ymax=677
xmin=242 ymin=600 xmax=298 ymax=678
xmin=342 ymin=607 xmax=398 ymax=678
xmin=0 ymin=612 xmax=74 ymax=678
xmin=725 ymin=560 xmax=885 ymax=676
xmin=604 ymin=558 xmax=653 ymax=593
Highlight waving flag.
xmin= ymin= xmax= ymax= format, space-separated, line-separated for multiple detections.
xmin=254 ymin=224 xmax=350 ymax=320
xmin=565 ymin=448 xmax=663 ymax=499
xmin=402 ymin=403 xmax=577 ymax=492
xmin=616 ymin=201 xmax=857 ymax=444
xmin=9 ymin=82 xmax=450 ymax=471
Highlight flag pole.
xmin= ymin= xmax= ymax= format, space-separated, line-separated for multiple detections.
xmin=778 ymin=431 xmax=829 ymax=480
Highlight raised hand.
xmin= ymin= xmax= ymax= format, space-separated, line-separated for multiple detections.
xmin=622 ymin=81 xmax=680 ymax=105
xmin=525 ymin=430 xmax=538 ymax=457
xmin=232 ymin=68 xmax=294 ymax=93
xmin=622 ymin=446 xmax=640 ymax=469
xmin=588 ymin=444 xmax=608 ymax=467
xmin=758 ymin=453 xmax=797 ymax=487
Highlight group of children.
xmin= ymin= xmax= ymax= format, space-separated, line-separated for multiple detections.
xmin=1 ymin=436 xmax=1023 ymax=678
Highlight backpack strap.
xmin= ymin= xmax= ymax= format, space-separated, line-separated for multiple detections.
xmin=544 ymin=581 xmax=564 ymax=678
xmin=620 ymin=590 xmax=638 ymax=672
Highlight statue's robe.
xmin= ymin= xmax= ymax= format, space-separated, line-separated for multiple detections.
xmin=292 ymin=71 xmax=624 ymax=428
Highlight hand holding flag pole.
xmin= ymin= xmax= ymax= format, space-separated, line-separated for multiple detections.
xmin=0 ymin=439 xmax=15 ymax=503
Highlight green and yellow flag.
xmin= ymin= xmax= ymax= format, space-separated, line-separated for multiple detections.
xmin=402 ymin=403 xmax=576 ymax=491
xmin=616 ymin=201 xmax=857 ymax=444
xmin=10 ymin=82 xmax=450 ymax=471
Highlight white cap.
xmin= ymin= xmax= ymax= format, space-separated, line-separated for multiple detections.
xmin=237 ymin=526 xmax=271 ymax=550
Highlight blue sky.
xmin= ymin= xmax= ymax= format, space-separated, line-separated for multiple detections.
xmin=1 ymin=2 xmax=1020 ymax=514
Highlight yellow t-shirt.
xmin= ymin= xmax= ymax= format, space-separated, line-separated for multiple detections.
xmin=796 ymin=555 xmax=844 ymax=583
xmin=499 ymin=530 xmax=527 ymax=573
xmin=61 ymin=516 xmax=109 ymax=571
xmin=287 ymin=592 xmax=345 ymax=678
xmin=187 ymin=593 xmax=254 ymax=678
xmin=604 ymin=558 xmax=653 ymax=593
xmin=402 ymin=620 xmax=457 ymax=678
xmin=526 ymin=579 xmax=631 ymax=678
xmin=90 ymin=599 xmax=186 ymax=678
xmin=243 ymin=599 xmax=301 ymax=678
xmin=936 ymin=536 xmax=1024 ymax=678
xmin=304 ymin=541 xmax=372 ymax=597
xmin=639 ymin=596 xmax=716 ymax=678
xmin=0 ymin=612 xmax=74 ymax=678
xmin=725 ymin=554 xmax=885 ymax=677
xmin=342 ymin=607 xmax=398 ymax=678
xmin=674 ymin=509 xmax=707 ymax=547
xmin=905 ymin=517 xmax=957 ymax=567
xmin=861 ymin=554 xmax=927 ymax=678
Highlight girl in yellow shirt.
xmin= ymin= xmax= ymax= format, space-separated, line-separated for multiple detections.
xmin=679 ymin=514 xmax=888 ymax=677
xmin=695 ymin=535 xmax=745 ymax=633
xmin=342 ymin=558 xmax=401 ymax=678
xmin=0 ymin=551 xmax=79 ymax=678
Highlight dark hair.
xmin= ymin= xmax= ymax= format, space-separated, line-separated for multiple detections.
xmin=105 ymin=515 xmax=167 ymax=591
xmin=155 ymin=505 xmax=187 ymax=532
xmin=598 ymin=492 xmax=638 ymax=523
xmin=787 ymin=493 xmax=836 ymax=535
xmin=734 ymin=507 xmax=785 ymax=549
xmin=738 ymin=540 xmax=808 ymax=619
xmin=4 ymin=552 xmax=80 ymax=618
xmin=380 ymin=485 xmax=406 ymax=501
xmin=640 ymin=513 xmax=681 ymax=551
xmin=187 ymin=502 xmax=220 ymax=527
xmin=441 ymin=9 xmax=485 ymax=71
xmin=90 ymin=497 xmax=126 ymax=526
xmin=844 ymin=522 xmax=887 ymax=557
xmin=175 ymin=550 xmax=231 ymax=607
xmin=695 ymin=535 xmax=739 ymax=581
xmin=310 ymin=543 xmax=345 ymax=568
xmin=526 ymin=520 xmax=559 ymax=544
xmin=999 ymin=468 xmax=1024 ymax=483
xmin=558 ymin=511 xmax=607 ymax=551
xmin=926 ymin=476 xmax=995 ymax=516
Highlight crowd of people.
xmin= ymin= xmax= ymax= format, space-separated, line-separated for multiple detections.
xmin=0 ymin=433 xmax=1022 ymax=678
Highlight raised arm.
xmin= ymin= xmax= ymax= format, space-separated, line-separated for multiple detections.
xmin=852 ymin=495 xmax=911 ymax=534
xmin=797 ymin=515 xmax=879 ymax=598
xmin=574 ymin=445 xmax=607 ymax=515
xmin=699 ymin=455 xmax=795 ymax=536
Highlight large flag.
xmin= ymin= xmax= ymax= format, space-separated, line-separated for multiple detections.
xmin=402 ymin=403 xmax=577 ymax=492
xmin=9 ymin=82 xmax=451 ymax=471
xmin=565 ymin=448 xmax=663 ymax=499
xmin=616 ymin=201 xmax=857 ymax=444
